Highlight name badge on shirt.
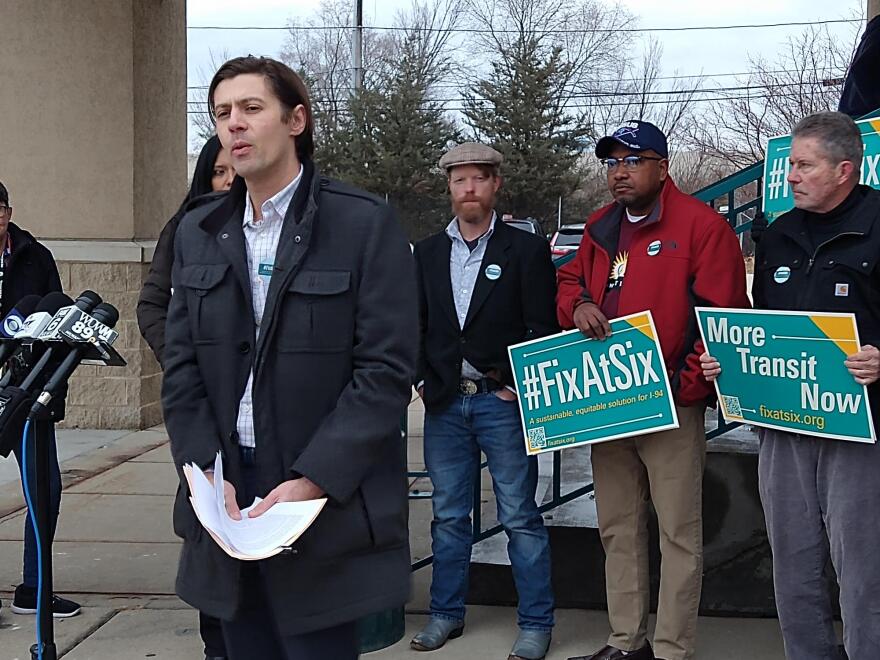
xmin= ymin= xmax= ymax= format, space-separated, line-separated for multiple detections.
xmin=258 ymin=262 xmax=274 ymax=278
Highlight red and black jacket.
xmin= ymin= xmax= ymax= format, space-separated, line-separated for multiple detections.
xmin=557 ymin=178 xmax=750 ymax=406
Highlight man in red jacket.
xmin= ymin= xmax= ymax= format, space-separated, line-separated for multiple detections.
xmin=557 ymin=121 xmax=749 ymax=660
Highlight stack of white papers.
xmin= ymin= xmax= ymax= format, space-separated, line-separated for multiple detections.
xmin=182 ymin=453 xmax=326 ymax=560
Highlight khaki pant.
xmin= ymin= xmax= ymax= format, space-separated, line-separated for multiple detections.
xmin=590 ymin=405 xmax=706 ymax=660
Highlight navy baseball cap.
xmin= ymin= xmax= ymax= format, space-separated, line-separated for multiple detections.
xmin=595 ymin=120 xmax=668 ymax=159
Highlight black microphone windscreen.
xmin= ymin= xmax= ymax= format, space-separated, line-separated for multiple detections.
xmin=8 ymin=295 xmax=41 ymax=318
xmin=36 ymin=292 xmax=74 ymax=314
xmin=75 ymin=290 xmax=102 ymax=310
xmin=91 ymin=303 xmax=119 ymax=327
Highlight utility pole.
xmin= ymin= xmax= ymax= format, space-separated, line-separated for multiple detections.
xmin=352 ymin=0 xmax=364 ymax=93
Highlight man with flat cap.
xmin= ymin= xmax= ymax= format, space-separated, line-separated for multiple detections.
xmin=557 ymin=121 xmax=748 ymax=660
xmin=411 ymin=143 xmax=559 ymax=660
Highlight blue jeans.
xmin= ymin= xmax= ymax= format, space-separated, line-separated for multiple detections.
xmin=424 ymin=393 xmax=554 ymax=631
xmin=12 ymin=425 xmax=62 ymax=588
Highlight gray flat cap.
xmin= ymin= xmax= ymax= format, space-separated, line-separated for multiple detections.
xmin=439 ymin=142 xmax=503 ymax=171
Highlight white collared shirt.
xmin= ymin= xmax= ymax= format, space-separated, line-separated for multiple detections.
xmin=236 ymin=168 xmax=303 ymax=449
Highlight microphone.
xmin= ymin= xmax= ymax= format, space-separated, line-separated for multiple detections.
xmin=0 ymin=295 xmax=42 ymax=369
xmin=0 ymin=293 xmax=71 ymax=374
xmin=30 ymin=302 xmax=120 ymax=418
xmin=0 ymin=293 xmax=76 ymax=448
xmin=41 ymin=303 xmax=119 ymax=347
xmin=14 ymin=293 xmax=73 ymax=343
xmin=0 ymin=295 xmax=40 ymax=338
xmin=35 ymin=290 xmax=102 ymax=342
xmin=15 ymin=290 xmax=105 ymax=388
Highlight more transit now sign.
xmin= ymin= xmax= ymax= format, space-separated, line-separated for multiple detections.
xmin=508 ymin=311 xmax=678 ymax=455
xmin=763 ymin=117 xmax=880 ymax=223
xmin=696 ymin=307 xmax=875 ymax=443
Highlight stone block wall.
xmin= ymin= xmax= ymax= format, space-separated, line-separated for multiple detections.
xmin=55 ymin=261 xmax=162 ymax=430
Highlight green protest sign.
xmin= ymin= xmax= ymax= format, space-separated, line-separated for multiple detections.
xmin=508 ymin=311 xmax=678 ymax=455
xmin=696 ymin=307 xmax=875 ymax=443
xmin=763 ymin=117 xmax=880 ymax=223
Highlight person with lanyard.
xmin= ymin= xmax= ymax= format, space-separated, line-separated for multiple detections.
xmin=411 ymin=143 xmax=559 ymax=660
xmin=161 ymin=56 xmax=417 ymax=660
xmin=136 ymin=135 xmax=234 ymax=660
xmin=556 ymin=121 xmax=749 ymax=660
xmin=701 ymin=111 xmax=880 ymax=660
xmin=0 ymin=180 xmax=80 ymax=619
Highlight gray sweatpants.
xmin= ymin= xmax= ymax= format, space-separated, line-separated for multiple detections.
xmin=759 ymin=428 xmax=880 ymax=660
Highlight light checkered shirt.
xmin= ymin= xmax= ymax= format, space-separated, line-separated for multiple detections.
xmin=236 ymin=168 xmax=303 ymax=449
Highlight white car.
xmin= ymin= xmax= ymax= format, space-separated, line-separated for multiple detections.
xmin=549 ymin=223 xmax=585 ymax=258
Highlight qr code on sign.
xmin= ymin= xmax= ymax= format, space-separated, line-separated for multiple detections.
xmin=528 ymin=426 xmax=547 ymax=450
xmin=722 ymin=395 xmax=743 ymax=419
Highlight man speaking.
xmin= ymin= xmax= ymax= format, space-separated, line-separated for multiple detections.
xmin=161 ymin=57 xmax=417 ymax=659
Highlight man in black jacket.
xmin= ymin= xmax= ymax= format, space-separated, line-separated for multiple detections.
xmin=161 ymin=57 xmax=417 ymax=659
xmin=702 ymin=112 xmax=880 ymax=659
xmin=0 ymin=181 xmax=80 ymax=618
xmin=411 ymin=144 xmax=558 ymax=660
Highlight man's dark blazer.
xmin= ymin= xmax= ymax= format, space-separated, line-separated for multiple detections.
xmin=161 ymin=160 xmax=418 ymax=635
xmin=414 ymin=217 xmax=559 ymax=413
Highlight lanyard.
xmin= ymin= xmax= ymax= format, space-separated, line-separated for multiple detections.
xmin=0 ymin=234 xmax=12 ymax=309
xmin=0 ymin=249 xmax=5 ymax=309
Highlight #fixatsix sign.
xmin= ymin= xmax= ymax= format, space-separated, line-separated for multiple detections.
xmin=508 ymin=311 xmax=679 ymax=455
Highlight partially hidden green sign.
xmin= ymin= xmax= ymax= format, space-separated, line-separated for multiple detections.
xmin=696 ymin=307 xmax=875 ymax=443
xmin=508 ymin=311 xmax=678 ymax=455
xmin=763 ymin=117 xmax=880 ymax=223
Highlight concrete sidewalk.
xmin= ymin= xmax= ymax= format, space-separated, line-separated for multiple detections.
xmin=0 ymin=404 xmax=788 ymax=659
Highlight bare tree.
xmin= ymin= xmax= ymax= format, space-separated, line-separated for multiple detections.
xmin=689 ymin=22 xmax=861 ymax=169
xmin=587 ymin=36 xmax=704 ymax=150
xmin=390 ymin=0 xmax=465 ymax=91
xmin=280 ymin=0 xmax=394 ymax=128
xmin=462 ymin=0 xmax=634 ymax=116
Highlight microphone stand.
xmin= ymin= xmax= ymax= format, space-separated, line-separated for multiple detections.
xmin=29 ymin=405 xmax=58 ymax=660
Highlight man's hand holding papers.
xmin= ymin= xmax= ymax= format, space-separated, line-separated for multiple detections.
xmin=248 ymin=476 xmax=325 ymax=517
xmin=182 ymin=453 xmax=326 ymax=560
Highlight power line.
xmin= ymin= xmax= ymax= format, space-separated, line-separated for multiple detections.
xmin=187 ymin=18 xmax=860 ymax=34
xmin=186 ymin=79 xmax=842 ymax=106
xmin=184 ymin=67 xmax=847 ymax=91
xmin=186 ymin=89 xmax=835 ymax=114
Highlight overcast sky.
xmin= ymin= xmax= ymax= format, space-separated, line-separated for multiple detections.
xmin=186 ymin=0 xmax=866 ymax=143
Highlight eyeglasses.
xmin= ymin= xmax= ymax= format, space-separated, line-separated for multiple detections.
xmin=0 ymin=205 xmax=9 ymax=216
xmin=601 ymin=155 xmax=664 ymax=171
